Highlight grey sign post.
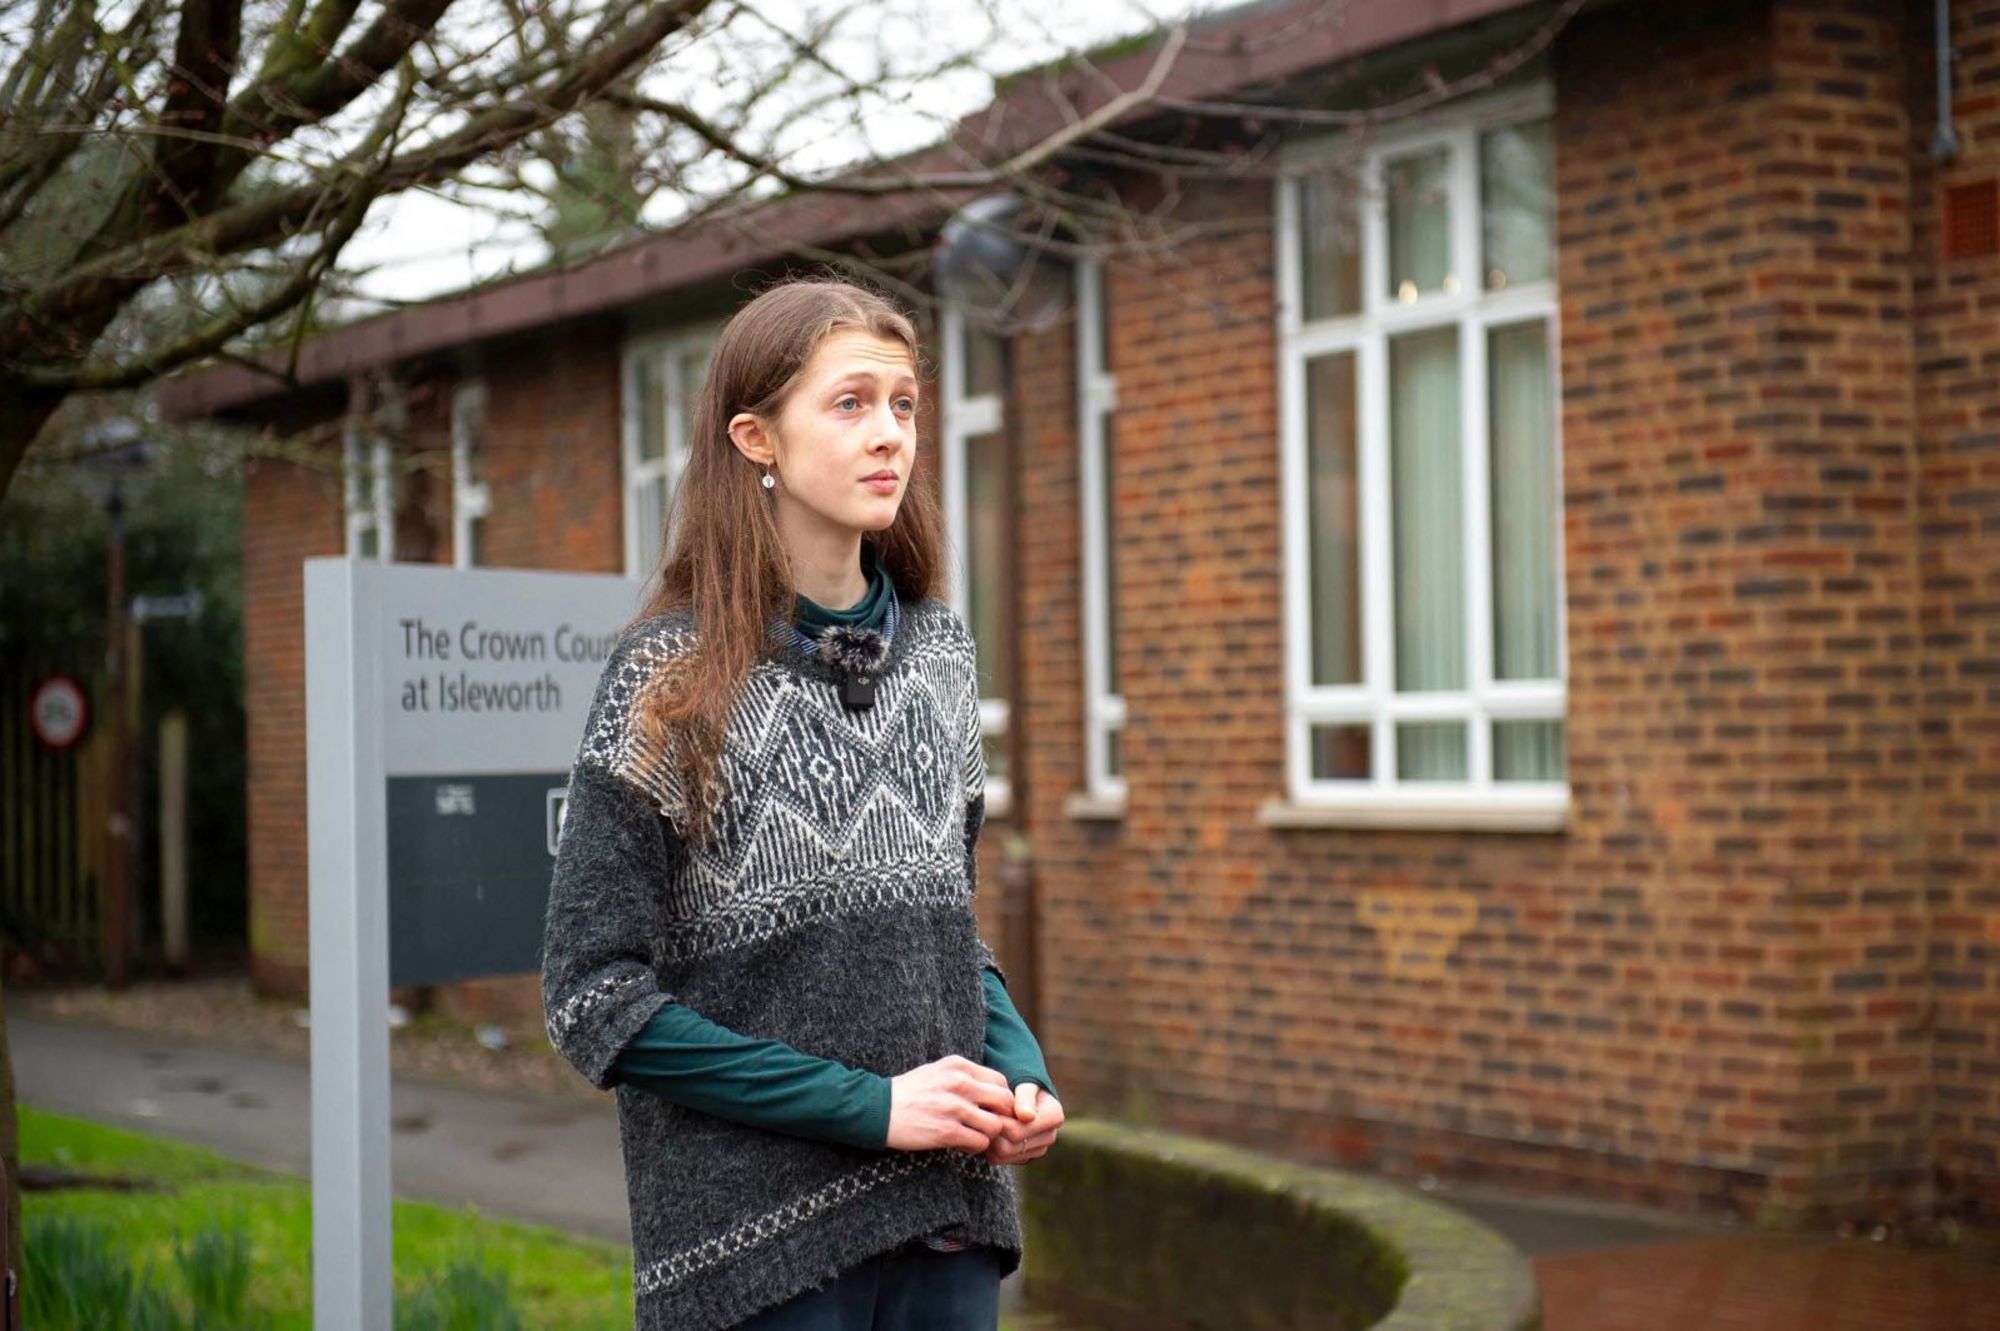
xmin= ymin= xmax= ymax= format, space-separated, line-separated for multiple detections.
xmin=304 ymin=557 xmax=641 ymax=1330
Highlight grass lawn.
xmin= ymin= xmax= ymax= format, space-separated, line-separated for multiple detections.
xmin=21 ymin=1106 xmax=1077 ymax=1330
xmin=21 ymin=1106 xmax=634 ymax=1328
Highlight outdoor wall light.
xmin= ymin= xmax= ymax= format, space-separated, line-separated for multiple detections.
xmin=932 ymin=191 xmax=1073 ymax=335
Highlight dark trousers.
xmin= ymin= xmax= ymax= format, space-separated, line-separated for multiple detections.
xmin=732 ymin=1241 xmax=1003 ymax=1331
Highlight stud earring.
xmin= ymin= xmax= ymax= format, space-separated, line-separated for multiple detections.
xmin=761 ymin=468 xmax=775 ymax=490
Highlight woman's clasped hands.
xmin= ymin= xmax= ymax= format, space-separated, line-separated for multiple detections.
xmin=886 ymin=1054 xmax=1064 ymax=1164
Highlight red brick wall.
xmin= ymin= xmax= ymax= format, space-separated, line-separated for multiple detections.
xmin=239 ymin=318 xmax=625 ymax=1028
xmin=242 ymin=409 xmax=346 ymax=997
xmin=1000 ymin=0 xmax=1995 ymax=1224
xmin=470 ymin=324 xmax=627 ymax=574
xmin=1912 ymin=0 xmax=2000 ymax=1216
xmin=1003 ymin=294 xmax=1095 ymax=1053
xmin=425 ymin=322 xmax=626 ymax=1029
xmin=1717 ymin=0 xmax=1925 ymax=1215
xmin=1009 ymin=168 xmax=1293 ymax=1147
xmin=228 ymin=0 xmax=2000 ymax=1221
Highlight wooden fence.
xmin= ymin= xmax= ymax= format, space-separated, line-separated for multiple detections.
xmin=0 ymin=664 xmax=103 ymax=967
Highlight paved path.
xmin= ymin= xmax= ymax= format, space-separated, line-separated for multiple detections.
xmin=1535 ymin=1233 xmax=2000 ymax=1331
xmin=14 ymin=1013 xmax=632 ymax=1244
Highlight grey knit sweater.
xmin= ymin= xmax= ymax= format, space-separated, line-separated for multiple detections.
xmin=540 ymin=594 xmax=1022 ymax=1331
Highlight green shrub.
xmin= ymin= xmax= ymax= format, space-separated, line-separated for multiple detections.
xmin=173 ymin=1213 xmax=255 ymax=1326
xmin=397 ymin=1248 xmax=526 ymax=1331
xmin=24 ymin=1213 xmax=186 ymax=1331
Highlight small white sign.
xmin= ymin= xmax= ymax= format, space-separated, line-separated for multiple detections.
xmin=132 ymin=591 xmax=205 ymax=622
xmin=29 ymin=674 xmax=88 ymax=750
xmin=433 ymin=783 xmax=476 ymax=815
xmin=547 ymin=786 xmax=570 ymax=856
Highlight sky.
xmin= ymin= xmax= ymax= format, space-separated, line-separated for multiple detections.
xmin=337 ymin=0 xmax=1223 ymax=308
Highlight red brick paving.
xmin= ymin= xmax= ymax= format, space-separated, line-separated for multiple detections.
xmin=1535 ymin=1235 xmax=2000 ymax=1331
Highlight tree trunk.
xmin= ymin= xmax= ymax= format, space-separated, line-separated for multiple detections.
xmin=0 ymin=973 xmax=21 ymax=1295
xmin=0 ymin=373 xmax=68 ymax=498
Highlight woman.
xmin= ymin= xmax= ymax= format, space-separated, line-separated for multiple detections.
xmin=541 ymin=273 xmax=1063 ymax=1331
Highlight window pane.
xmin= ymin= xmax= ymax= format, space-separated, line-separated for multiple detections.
xmin=1495 ymin=720 xmax=1565 ymax=781
xmin=1094 ymin=268 xmax=1114 ymax=374
xmin=1489 ymin=320 xmax=1560 ymax=681
xmin=455 ymin=403 xmax=484 ymax=490
xmin=358 ymin=524 xmax=378 ymax=561
xmin=665 ymin=473 xmax=684 ymax=561
xmin=1387 ymin=147 xmax=1453 ymax=302
xmin=371 ymin=441 xmax=395 ymax=560
xmin=1299 ymin=168 xmax=1361 ymax=319
xmin=637 ymin=475 xmax=668 ymax=577
xmin=1106 ymin=725 xmax=1123 ymax=778
xmin=343 ymin=433 xmax=361 ymax=505
xmin=1391 ymin=327 xmax=1464 ymax=692
xmin=1482 ymin=119 xmax=1554 ymax=290
xmin=467 ymin=516 xmax=486 ymax=568
xmin=678 ymin=347 xmax=708 ymax=398
xmin=1397 ymin=721 xmax=1467 ymax=780
xmin=675 ymin=348 xmax=707 ymax=460
xmin=1100 ymin=412 xmax=1120 ymax=691
xmin=962 ymin=323 xmax=1003 ymax=399
xmin=982 ymin=730 xmax=1008 ymax=787
xmin=1305 ymin=351 xmax=1361 ymax=686
xmin=1309 ymin=724 xmax=1371 ymax=780
xmin=350 ymin=439 xmax=375 ymax=509
xmin=636 ymin=354 xmax=666 ymax=462
xmin=965 ymin=430 xmax=1011 ymax=699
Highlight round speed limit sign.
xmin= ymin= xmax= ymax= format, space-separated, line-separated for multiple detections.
xmin=30 ymin=674 xmax=89 ymax=751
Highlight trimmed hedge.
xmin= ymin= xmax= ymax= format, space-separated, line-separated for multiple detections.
xmin=1019 ymin=1118 xmax=1540 ymax=1331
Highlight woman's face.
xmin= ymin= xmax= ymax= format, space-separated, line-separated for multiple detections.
xmin=746 ymin=327 xmax=919 ymax=540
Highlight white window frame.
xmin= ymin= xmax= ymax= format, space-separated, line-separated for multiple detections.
xmin=621 ymin=325 xmax=721 ymax=582
xmin=1071 ymin=255 xmax=1126 ymax=817
xmin=343 ymin=376 xmax=394 ymax=562
xmin=940 ymin=299 xmax=1011 ymax=818
xmin=451 ymin=379 xmax=490 ymax=569
xmin=1266 ymin=83 xmax=1570 ymax=832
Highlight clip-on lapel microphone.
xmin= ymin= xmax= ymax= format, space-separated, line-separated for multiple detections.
xmin=815 ymin=625 xmax=889 ymax=710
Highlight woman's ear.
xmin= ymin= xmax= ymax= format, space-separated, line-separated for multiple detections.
xmin=727 ymin=411 xmax=776 ymax=467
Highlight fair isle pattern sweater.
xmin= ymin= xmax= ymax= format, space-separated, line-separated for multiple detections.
xmin=541 ymin=594 xmax=1020 ymax=1331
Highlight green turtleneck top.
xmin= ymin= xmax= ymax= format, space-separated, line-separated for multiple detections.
xmin=606 ymin=543 xmax=1055 ymax=1150
xmin=792 ymin=540 xmax=894 ymax=630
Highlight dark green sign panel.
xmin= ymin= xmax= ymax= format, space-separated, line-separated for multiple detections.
xmin=385 ymin=773 xmax=569 ymax=987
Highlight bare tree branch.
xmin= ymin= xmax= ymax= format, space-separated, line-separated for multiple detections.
xmin=0 ymin=0 xmax=1591 ymax=501
xmin=24 ymin=51 xmax=417 ymax=391
xmin=209 ymin=0 xmax=455 ymax=194
xmin=606 ymin=21 xmax=1188 ymax=205
xmin=59 ymin=0 xmax=246 ymax=270
xmin=8 ymin=1 xmax=714 ymax=349
xmin=0 ymin=0 xmax=171 ymax=234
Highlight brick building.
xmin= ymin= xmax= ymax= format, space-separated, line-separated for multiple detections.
xmin=161 ymin=0 xmax=2000 ymax=1224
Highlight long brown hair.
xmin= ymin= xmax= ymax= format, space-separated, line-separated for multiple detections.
xmin=627 ymin=272 xmax=950 ymax=846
